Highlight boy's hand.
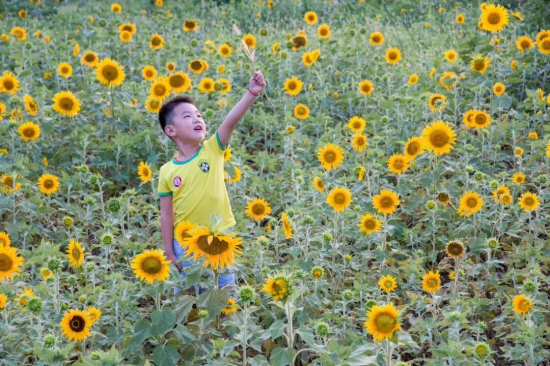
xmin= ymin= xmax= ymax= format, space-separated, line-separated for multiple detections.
xmin=249 ymin=71 xmax=266 ymax=95
xmin=167 ymin=253 xmax=183 ymax=271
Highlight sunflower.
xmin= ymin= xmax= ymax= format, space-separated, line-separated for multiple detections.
xmin=149 ymin=33 xmax=165 ymax=50
xmin=0 ymin=102 xmax=6 ymax=120
xmin=422 ymin=271 xmax=441 ymax=293
xmin=142 ymin=65 xmax=157 ymax=81
xmin=472 ymin=110 xmax=491 ymax=129
xmin=38 ymin=174 xmax=60 ymax=195
xmin=66 ymin=239 xmax=84 ymax=268
xmin=518 ymin=192 xmax=540 ymax=212
xmin=263 ymin=275 xmax=291 ymax=301
xmin=311 ymin=266 xmax=324 ymax=280
xmin=292 ymin=32 xmax=308 ymax=51
xmin=111 ymin=3 xmax=122 ymax=13
xmin=183 ymin=19 xmax=198 ymax=32
xmin=166 ymin=72 xmax=191 ymax=94
xmin=0 ymin=246 xmax=24 ymax=281
xmin=119 ymin=30 xmax=132 ymax=42
xmin=327 ymin=186 xmax=352 ymax=212
xmin=493 ymin=82 xmax=505 ymax=96
xmin=388 ymin=154 xmax=409 ymax=175
xmin=462 ymin=109 xmax=478 ymax=128
xmin=40 ymin=267 xmax=53 ymax=280
xmin=446 ymin=240 xmax=465 ymax=259
xmin=198 ymin=77 xmax=215 ymax=94
xmin=404 ymin=137 xmax=424 ymax=160
xmin=470 ymin=55 xmax=490 ymax=74
xmin=428 ymin=94 xmax=446 ymax=112
xmin=281 ymin=212 xmax=292 ymax=239
xmin=318 ymin=143 xmax=344 ymax=170
xmin=245 ymin=198 xmax=272 ymax=221
xmin=357 ymin=213 xmax=382 ymax=235
xmin=227 ymin=166 xmax=242 ymax=184
xmin=369 ymin=32 xmax=384 ymax=46
xmin=456 ymin=14 xmax=465 ymax=24
xmin=218 ymin=43 xmax=232 ymax=58
xmin=347 ymin=116 xmax=366 ymax=132
xmin=516 ymin=36 xmax=534 ymax=52
xmin=221 ymin=298 xmax=239 ymax=316
xmin=373 ymin=189 xmax=400 ymax=215
xmin=293 ymin=104 xmax=310 ymax=119
xmin=0 ymin=232 xmax=10 ymax=248
xmin=118 ymin=23 xmax=137 ymax=35
xmin=512 ymin=172 xmax=525 ymax=184
xmin=96 ymin=58 xmax=125 ymax=87
xmin=358 ymin=166 xmax=365 ymax=181
xmin=179 ymin=227 xmax=243 ymax=270
xmin=408 ymin=74 xmax=418 ymax=85
xmin=379 ymin=275 xmax=397 ymax=293
xmin=351 ymin=133 xmax=367 ymax=152
xmin=480 ymin=4 xmax=509 ymax=33
xmin=145 ymin=96 xmax=162 ymax=113
xmin=0 ymin=294 xmax=6 ymax=309
xmin=458 ymin=191 xmax=484 ymax=217
xmin=317 ymin=24 xmax=330 ymax=39
xmin=272 ymin=42 xmax=280 ymax=54
xmin=359 ymin=79 xmax=374 ymax=96
xmin=538 ymin=38 xmax=550 ymax=55
xmin=223 ymin=147 xmax=231 ymax=162
xmin=313 ymin=177 xmax=325 ymax=192
xmin=304 ymin=11 xmax=318 ymax=24
xmin=421 ymin=120 xmax=456 ymax=155
xmin=58 ymin=63 xmax=73 ymax=78
xmin=1 ymin=174 xmax=22 ymax=195
xmin=492 ymin=185 xmax=511 ymax=203
xmin=23 ymin=95 xmax=38 ymax=116
xmin=61 ymin=309 xmax=92 ymax=342
xmin=437 ymin=191 xmax=451 ymax=206
xmin=131 ymin=248 xmax=171 ymax=283
xmin=500 ymin=193 xmax=513 ymax=205
xmin=150 ymin=78 xmax=171 ymax=100
xmin=444 ymin=50 xmax=458 ymax=63
xmin=174 ymin=221 xmax=199 ymax=247
xmin=52 ymin=91 xmax=81 ymax=117
xmin=439 ymin=72 xmax=457 ymax=90
xmin=364 ymin=303 xmax=401 ymax=342
xmin=243 ymin=34 xmax=257 ymax=49
xmin=385 ymin=47 xmax=401 ymax=65
xmin=0 ymin=71 xmax=20 ymax=95
xmin=18 ymin=122 xmax=40 ymax=142
xmin=86 ymin=307 xmax=102 ymax=324
xmin=10 ymin=27 xmax=27 ymax=41
xmin=429 ymin=67 xmax=436 ymax=78
xmin=512 ymin=295 xmax=532 ymax=314
xmin=536 ymin=29 xmax=550 ymax=43
xmin=137 ymin=162 xmax=152 ymax=183
xmin=284 ymin=76 xmax=303 ymax=96
xmin=80 ymin=51 xmax=98 ymax=68
xmin=17 ymin=288 xmax=34 ymax=308
xmin=217 ymin=78 xmax=231 ymax=94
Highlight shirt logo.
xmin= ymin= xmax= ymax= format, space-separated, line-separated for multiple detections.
xmin=173 ymin=176 xmax=182 ymax=188
xmin=198 ymin=159 xmax=210 ymax=173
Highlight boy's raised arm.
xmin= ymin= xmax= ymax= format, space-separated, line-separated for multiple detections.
xmin=217 ymin=70 xmax=266 ymax=148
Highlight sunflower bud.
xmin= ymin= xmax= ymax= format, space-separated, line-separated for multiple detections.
xmin=365 ymin=299 xmax=377 ymax=311
xmin=487 ymin=238 xmax=498 ymax=249
xmin=315 ymin=321 xmax=329 ymax=336
xmin=62 ymin=216 xmax=73 ymax=227
xmin=198 ymin=309 xmax=209 ymax=319
xmin=28 ymin=298 xmax=43 ymax=313
xmin=465 ymin=165 xmax=474 ymax=173
xmin=294 ymin=269 xmax=305 ymax=279
xmin=489 ymin=180 xmax=498 ymax=189
xmin=342 ymin=289 xmax=354 ymax=301
xmin=68 ymin=276 xmax=77 ymax=285
xmin=108 ymin=199 xmax=121 ymax=213
xmin=257 ymin=236 xmax=270 ymax=247
xmin=260 ymin=29 xmax=267 ymax=36
xmin=79 ymin=295 xmax=87 ymax=303
xmin=102 ymin=233 xmax=113 ymax=245
xmin=523 ymin=280 xmax=536 ymax=293
xmin=538 ymin=175 xmax=548 ymax=184
xmin=281 ymin=52 xmax=287 ymax=59
xmin=88 ymin=174 xmax=99 ymax=185
xmin=261 ymin=267 xmax=270 ymax=276
xmin=191 ymin=40 xmax=198 ymax=47
xmin=345 ymin=254 xmax=352 ymax=262
xmin=83 ymin=196 xmax=95 ymax=205
xmin=426 ymin=200 xmax=436 ymax=210
xmin=61 ymin=302 xmax=69 ymax=311
xmin=295 ymin=176 xmax=304 ymax=184
xmin=303 ymin=215 xmax=314 ymax=225
xmin=44 ymin=334 xmax=56 ymax=347
xmin=99 ymin=19 xmax=107 ymax=27
xmin=323 ymin=232 xmax=333 ymax=243
xmin=48 ymin=258 xmax=60 ymax=271
xmin=473 ymin=342 xmax=490 ymax=359
xmin=475 ymin=172 xmax=484 ymax=181
xmin=86 ymin=263 xmax=95 ymax=272
xmin=238 ymin=285 xmax=256 ymax=303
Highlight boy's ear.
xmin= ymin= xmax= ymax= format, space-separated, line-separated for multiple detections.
xmin=165 ymin=125 xmax=175 ymax=137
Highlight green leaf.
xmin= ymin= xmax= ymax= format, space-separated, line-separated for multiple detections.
xmin=132 ymin=319 xmax=152 ymax=346
xmin=295 ymin=327 xmax=315 ymax=346
xmin=152 ymin=308 xmax=176 ymax=336
xmin=152 ymin=344 xmax=180 ymax=366
xmin=269 ymin=320 xmax=286 ymax=339
xmin=270 ymin=347 xmax=296 ymax=366
xmin=198 ymin=288 xmax=228 ymax=316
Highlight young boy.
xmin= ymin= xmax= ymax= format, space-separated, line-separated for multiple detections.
xmin=157 ymin=70 xmax=266 ymax=293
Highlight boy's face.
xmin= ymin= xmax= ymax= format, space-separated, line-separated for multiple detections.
xmin=165 ymin=102 xmax=206 ymax=143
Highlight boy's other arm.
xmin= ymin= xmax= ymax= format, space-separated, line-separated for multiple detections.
xmin=217 ymin=90 xmax=258 ymax=149
xmin=160 ymin=195 xmax=182 ymax=271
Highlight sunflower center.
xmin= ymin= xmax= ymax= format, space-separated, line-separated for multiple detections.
xmin=334 ymin=193 xmax=345 ymax=204
xmin=4 ymin=177 xmax=13 ymax=187
xmin=385 ymin=281 xmax=392 ymax=288
xmin=487 ymin=12 xmax=501 ymax=25
xmin=60 ymin=97 xmax=74 ymax=111
xmin=467 ymin=198 xmax=478 ymax=208
xmin=23 ymin=128 xmax=35 ymax=138
xmin=524 ymin=197 xmax=534 ymax=206
xmin=429 ymin=130 xmax=449 ymax=148
xmin=521 ymin=41 xmax=530 ymax=49
xmin=393 ymin=160 xmax=404 ymax=170
xmin=496 ymin=86 xmax=502 ymax=92
xmin=152 ymin=37 xmax=161 ymax=46
xmin=542 ymin=40 xmax=550 ymax=51
xmin=44 ymin=179 xmax=54 ymax=189
xmin=0 ymin=253 xmax=13 ymax=271
xmin=185 ymin=21 xmax=196 ymax=29
xmin=62 ymin=67 xmax=69 ymax=74
xmin=362 ymin=84 xmax=371 ymax=93
xmin=407 ymin=143 xmax=419 ymax=155
xmin=320 ymin=29 xmax=328 ymax=36
xmin=70 ymin=315 xmax=86 ymax=332
xmin=150 ymin=100 xmax=160 ymax=109
xmin=85 ymin=54 xmax=95 ymax=62
xmin=272 ymin=281 xmax=284 ymax=295
xmin=372 ymin=36 xmax=380 ymax=43
xmin=475 ymin=114 xmax=487 ymax=125
xmin=356 ymin=137 xmax=365 ymax=145
xmin=252 ymin=203 xmax=265 ymax=216
xmin=154 ymin=85 xmax=166 ymax=96
xmin=324 ymin=151 xmax=336 ymax=162
xmin=375 ymin=313 xmax=396 ymax=333
xmin=519 ymin=300 xmax=530 ymax=311
xmin=170 ymin=75 xmax=184 ymax=88
xmin=142 ymin=257 xmax=161 ymax=274
xmin=381 ymin=197 xmax=394 ymax=208
xmin=389 ymin=52 xmax=397 ymax=60
xmin=288 ymin=81 xmax=296 ymax=90
xmin=72 ymin=248 xmax=81 ymax=260
xmin=448 ymin=243 xmax=463 ymax=256
xmin=197 ymin=235 xmax=229 ymax=255
xmin=4 ymin=80 xmax=14 ymax=90
xmin=364 ymin=219 xmax=376 ymax=230
xmin=102 ymin=65 xmax=119 ymax=81
xmin=204 ymin=82 xmax=212 ymax=89
xmin=298 ymin=107 xmax=305 ymax=115
xmin=428 ymin=279 xmax=437 ymax=288
xmin=474 ymin=61 xmax=485 ymax=71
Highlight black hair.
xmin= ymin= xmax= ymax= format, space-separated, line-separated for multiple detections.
xmin=158 ymin=96 xmax=196 ymax=137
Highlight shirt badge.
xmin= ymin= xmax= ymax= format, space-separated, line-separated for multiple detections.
xmin=173 ymin=176 xmax=182 ymax=188
xmin=198 ymin=159 xmax=210 ymax=173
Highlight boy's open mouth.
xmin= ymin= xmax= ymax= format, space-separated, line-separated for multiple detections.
xmin=194 ymin=126 xmax=203 ymax=131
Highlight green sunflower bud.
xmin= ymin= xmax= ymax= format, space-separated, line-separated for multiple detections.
xmin=342 ymin=289 xmax=354 ymax=301
xmin=198 ymin=309 xmax=208 ymax=319
xmin=48 ymin=258 xmax=60 ymax=271
xmin=28 ymin=298 xmax=43 ymax=313
xmin=238 ymin=285 xmax=256 ymax=303
xmin=523 ymin=280 xmax=536 ymax=293
xmin=43 ymin=334 xmax=56 ymax=347
xmin=323 ymin=232 xmax=333 ymax=243
xmin=365 ymin=299 xmax=377 ymax=311
xmin=62 ymin=216 xmax=73 ymax=227
xmin=294 ymin=269 xmax=305 ymax=279
xmin=426 ymin=200 xmax=436 ymax=209
xmin=303 ymin=215 xmax=314 ymax=225
xmin=68 ymin=276 xmax=77 ymax=285
xmin=101 ymin=233 xmax=113 ymax=245
xmin=473 ymin=342 xmax=490 ymax=359
xmin=108 ymin=199 xmax=121 ymax=213
xmin=315 ymin=321 xmax=329 ymax=336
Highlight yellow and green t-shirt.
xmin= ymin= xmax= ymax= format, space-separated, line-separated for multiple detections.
xmin=157 ymin=130 xmax=236 ymax=231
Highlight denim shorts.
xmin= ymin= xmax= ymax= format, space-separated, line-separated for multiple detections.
xmin=172 ymin=238 xmax=236 ymax=295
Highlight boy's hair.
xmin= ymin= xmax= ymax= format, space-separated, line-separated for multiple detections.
xmin=158 ymin=96 xmax=196 ymax=138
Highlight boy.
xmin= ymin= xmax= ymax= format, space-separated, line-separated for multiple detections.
xmin=157 ymin=70 xmax=266 ymax=293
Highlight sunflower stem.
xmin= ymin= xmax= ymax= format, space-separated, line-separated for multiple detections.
xmin=242 ymin=301 xmax=248 ymax=366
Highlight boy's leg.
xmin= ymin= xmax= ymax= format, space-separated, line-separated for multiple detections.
xmin=172 ymin=239 xmax=193 ymax=295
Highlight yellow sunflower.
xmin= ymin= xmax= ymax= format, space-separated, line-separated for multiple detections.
xmin=0 ymin=231 xmax=11 ymax=248
xmin=404 ymin=137 xmax=425 ymax=160
xmin=471 ymin=55 xmax=490 ymax=74
xmin=313 ymin=177 xmax=325 ymax=192
xmin=1 ymin=174 xmax=22 ymax=195
xmin=317 ymin=24 xmax=330 ymax=39
xmin=245 ymin=198 xmax=272 ymax=221
xmin=174 ymin=221 xmax=199 ymax=247
xmin=10 ymin=26 xmax=27 ymax=41
xmin=38 ymin=174 xmax=60 ymax=195
xmin=263 ymin=275 xmax=291 ymax=301
xmin=471 ymin=110 xmax=491 ymax=129
xmin=0 ymin=294 xmax=6 ymax=309
xmin=439 ymin=71 xmax=457 ymax=90
xmin=218 ymin=43 xmax=232 ymax=58
xmin=80 ymin=51 xmax=99 ymax=68
xmin=166 ymin=62 xmax=176 ymax=73
xmin=512 ymin=295 xmax=532 ymax=314
xmin=428 ymin=94 xmax=447 ymax=112
xmin=456 ymin=14 xmax=465 ymax=24
xmin=221 ymin=298 xmax=239 ymax=316
xmin=379 ymin=275 xmax=397 ymax=293
xmin=480 ymin=4 xmax=509 ymax=33
xmin=198 ymin=77 xmax=215 ymax=94
xmin=518 ymin=192 xmax=540 ymax=212
xmin=111 ymin=3 xmax=122 ymax=13
xmin=446 ymin=240 xmax=465 ymax=259
xmin=516 ymin=36 xmax=534 ymax=52
xmin=304 ymin=11 xmax=318 ymax=25
xmin=437 ymin=191 xmax=451 ymax=206
xmin=217 ymin=78 xmax=231 ymax=94
xmin=183 ymin=19 xmax=198 ymax=32
xmin=118 ymin=23 xmax=137 ymax=35
xmin=385 ymin=47 xmax=401 ymax=65
xmin=369 ymin=32 xmax=384 ymax=46
xmin=142 ymin=65 xmax=157 ymax=81
xmin=444 ymin=50 xmax=458 ymax=63
xmin=150 ymin=78 xmax=171 ymax=100
xmin=0 ymin=246 xmax=24 ymax=281
xmin=512 ymin=172 xmax=525 ymax=184
xmin=422 ymin=270 xmax=441 ymax=293
xmin=150 ymin=33 xmax=165 ymax=50
xmin=408 ymin=74 xmax=419 ymax=85
xmin=364 ymin=303 xmax=401 ymax=341
xmin=66 ymin=239 xmax=84 ymax=268
xmin=96 ymin=58 xmax=125 ymax=87
xmin=179 ymin=227 xmax=243 ymax=270
xmin=294 ymin=104 xmax=310 ymax=119
xmin=57 ymin=63 xmax=73 ymax=78
xmin=421 ymin=120 xmax=456 ymax=155
xmin=429 ymin=67 xmax=436 ymax=78
xmin=327 ymin=186 xmax=353 ymax=212
xmin=52 ymin=91 xmax=81 ymax=117
xmin=318 ymin=143 xmax=344 ymax=170
xmin=40 ymin=267 xmax=53 ymax=280
xmin=60 ymin=309 xmax=92 ymax=342
xmin=493 ymin=82 xmax=505 ymax=96
xmin=492 ymin=185 xmax=511 ymax=203
xmin=86 ymin=307 xmax=102 ymax=324
xmin=17 ymin=288 xmax=34 ymax=308
xmin=18 ymin=122 xmax=40 ymax=142
xmin=131 ymin=249 xmax=171 ymax=283
xmin=281 ymin=212 xmax=292 ymax=239
xmin=347 ymin=116 xmax=366 ymax=133
xmin=462 ymin=109 xmax=478 ymax=128
xmin=373 ymin=189 xmax=400 ymax=215
xmin=458 ymin=191 xmax=484 ymax=217
xmin=538 ymin=38 xmax=550 ymax=55
xmin=284 ymin=76 xmax=303 ymax=96
xmin=243 ymin=34 xmax=257 ymax=49
xmin=357 ymin=213 xmax=382 ymax=235
xmin=137 ymin=162 xmax=152 ymax=183
xmin=23 ymin=95 xmax=38 ymax=116
xmin=359 ymin=80 xmax=374 ymax=96
xmin=388 ymin=154 xmax=409 ymax=175
xmin=119 ymin=30 xmax=132 ymax=43
xmin=351 ymin=133 xmax=367 ymax=152
xmin=223 ymin=147 xmax=231 ymax=162
xmin=358 ymin=166 xmax=365 ymax=181
xmin=168 ymin=72 xmax=192 ymax=93
xmin=0 ymin=71 xmax=20 ymax=95
xmin=145 ymin=96 xmax=162 ymax=113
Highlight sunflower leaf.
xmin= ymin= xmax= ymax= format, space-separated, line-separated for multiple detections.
xmin=198 ymin=288 xmax=228 ymax=316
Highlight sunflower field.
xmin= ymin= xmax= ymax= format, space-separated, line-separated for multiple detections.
xmin=1 ymin=0 xmax=550 ymax=365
